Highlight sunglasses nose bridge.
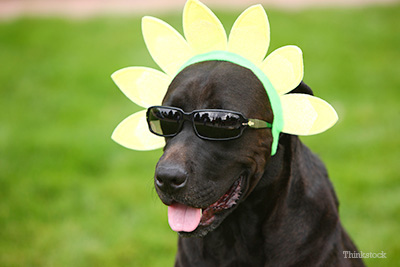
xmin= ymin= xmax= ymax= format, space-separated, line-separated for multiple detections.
xmin=173 ymin=111 xmax=195 ymax=137
xmin=181 ymin=112 xmax=192 ymax=122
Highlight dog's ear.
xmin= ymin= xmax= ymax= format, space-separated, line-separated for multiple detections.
xmin=288 ymin=81 xmax=314 ymax=96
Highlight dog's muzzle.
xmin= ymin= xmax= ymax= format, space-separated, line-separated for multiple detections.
xmin=155 ymin=164 xmax=244 ymax=233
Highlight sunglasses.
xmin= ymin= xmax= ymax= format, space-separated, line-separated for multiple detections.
xmin=146 ymin=106 xmax=272 ymax=141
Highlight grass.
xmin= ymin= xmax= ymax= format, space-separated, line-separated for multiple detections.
xmin=0 ymin=4 xmax=399 ymax=266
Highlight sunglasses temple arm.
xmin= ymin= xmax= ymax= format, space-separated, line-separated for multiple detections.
xmin=246 ymin=119 xmax=272 ymax=129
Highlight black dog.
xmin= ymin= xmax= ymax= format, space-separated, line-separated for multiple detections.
xmin=153 ymin=60 xmax=364 ymax=266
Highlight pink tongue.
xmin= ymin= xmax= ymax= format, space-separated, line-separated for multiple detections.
xmin=168 ymin=203 xmax=202 ymax=232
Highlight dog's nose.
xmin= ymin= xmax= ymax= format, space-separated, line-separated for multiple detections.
xmin=155 ymin=165 xmax=188 ymax=193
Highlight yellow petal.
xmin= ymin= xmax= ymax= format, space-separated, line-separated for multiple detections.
xmin=111 ymin=67 xmax=171 ymax=108
xmin=260 ymin=45 xmax=304 ymax=95
xmin=183 ymin=0 xmax=227 ymax=54
xmin=142 ymin=16 xmax=193 ymax=76
xmin=228 ymin=5 xmax=270 ymax=64
xmin=280 ymin=94 xmax=338 ymax=135
xmin=112 ymin=110 xmax=165 ymax=151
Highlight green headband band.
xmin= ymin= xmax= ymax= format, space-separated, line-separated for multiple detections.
xmin=179 ymin=50 xmax=283 ymax=155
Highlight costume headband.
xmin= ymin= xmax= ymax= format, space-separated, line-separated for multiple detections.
xmin=111 ymin=0 xmax=338 ymax=155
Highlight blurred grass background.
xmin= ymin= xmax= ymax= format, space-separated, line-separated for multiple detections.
xmin=1 ymin=4 xmax=399 ymax=266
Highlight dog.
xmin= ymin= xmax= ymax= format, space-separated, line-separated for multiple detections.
xmin=152 ymin=60 xmax=364 ymax=266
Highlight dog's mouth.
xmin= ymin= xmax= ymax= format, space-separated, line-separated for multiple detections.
xmin=167 ymin=177 xmax=243 ymax=233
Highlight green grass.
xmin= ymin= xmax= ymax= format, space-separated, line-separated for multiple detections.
xmin=1 ymin=4 xmax=399 ymax=266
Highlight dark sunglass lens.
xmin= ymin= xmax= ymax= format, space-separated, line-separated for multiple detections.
xmin=148 ymin=107 xmax=182 ymax=136
xmin=193 ymin=111 xmax=242 ymax=139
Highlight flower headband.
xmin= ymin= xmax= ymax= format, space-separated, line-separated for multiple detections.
xmin=111 ymin=0 xmax=338 ymax=155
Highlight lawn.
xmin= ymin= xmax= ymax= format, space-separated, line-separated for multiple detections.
xmin=0 ymin=4 xmax=399 ymax=266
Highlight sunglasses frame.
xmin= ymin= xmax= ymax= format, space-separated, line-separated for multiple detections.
xmin=146 ymin=106 xmax=272 ymax=141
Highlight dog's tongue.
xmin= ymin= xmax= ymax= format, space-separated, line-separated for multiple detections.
xmin=168 ymin=203 xmax=202 ymax=232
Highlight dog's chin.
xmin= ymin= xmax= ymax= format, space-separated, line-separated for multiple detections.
xmin=176 ymin=175 xmax=246 ymax=238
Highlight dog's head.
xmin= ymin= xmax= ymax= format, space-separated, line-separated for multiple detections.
xmin=154 ymin=60 xmax=275 ymax=237
xmin=111 ymin=0 xmax=338 ymax=238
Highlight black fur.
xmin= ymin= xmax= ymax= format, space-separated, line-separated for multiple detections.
xmin=153 ymin=61 xmax=364 ymax=266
